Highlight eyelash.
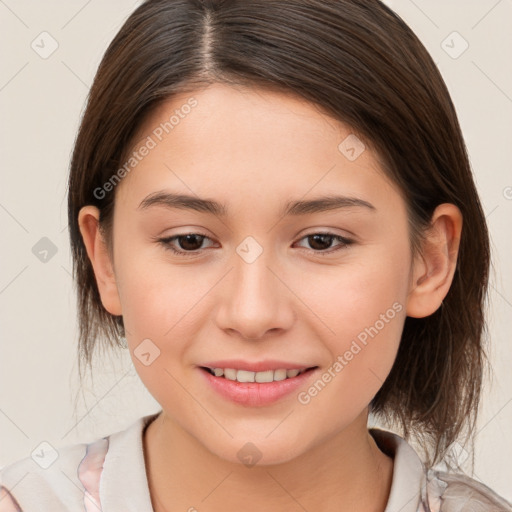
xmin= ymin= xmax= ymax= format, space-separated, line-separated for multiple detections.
xmin=156 ymin=231 xmax=354 ymax=258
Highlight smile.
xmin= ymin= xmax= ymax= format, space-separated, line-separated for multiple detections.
xmin=202 ymin=367 xmax=311 ymax=382
xmin=198 ymin=364 xmax=318 ymax=406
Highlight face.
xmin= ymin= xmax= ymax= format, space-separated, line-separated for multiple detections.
xmin=96 ymin=83 xmax=416 ymax=464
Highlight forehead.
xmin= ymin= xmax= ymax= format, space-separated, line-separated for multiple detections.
xmin=115 ymin=83 xmax=398 ymax=214
xmin=138 ymin=82 xmax=349 ymax=155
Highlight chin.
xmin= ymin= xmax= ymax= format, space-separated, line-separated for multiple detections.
xmin=202 ymin=431 xmax=312 ymax=467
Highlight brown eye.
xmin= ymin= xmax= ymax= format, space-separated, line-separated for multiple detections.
xmin=158 ymin=232 xmax=214 ymax=256
xmin=295 ymin=232 xmax=354 ymax=255
xmin=307 ymin=234 xmax=335 ymax=251
xmin=174 ymin=234 xmax=206 ymax=251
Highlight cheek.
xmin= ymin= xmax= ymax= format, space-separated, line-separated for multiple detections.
xmin=116 ymin=251 xmax=207 ymax=339
xmin=293 ymin=250 xmax=408 ymax=415
xmin=117 ymin=262 xmax=206 ymax=416
xmin=300 ymin=249 xmax=409 ymax=348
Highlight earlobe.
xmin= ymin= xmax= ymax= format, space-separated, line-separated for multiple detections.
xmin=406 ymin=203 xmax=462 ymax=318
xmin=78 ymin=206 xmax=122 ymax=316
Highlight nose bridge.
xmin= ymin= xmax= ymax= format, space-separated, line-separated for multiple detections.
xmin=215 ymin=237 xmax=293 ymax=340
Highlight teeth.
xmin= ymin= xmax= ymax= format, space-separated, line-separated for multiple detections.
xmin=224 ymin=368 xmax=237 ymax=380
xmin=237 ymin=370 xmax=255 ymax=382
xmin=208 ymin=367 xmax=308 ymax=382
xmin=273 ymin=369 xmax=287 ymax=381
xmin=255 ymin=370 xmax=274 ymax=383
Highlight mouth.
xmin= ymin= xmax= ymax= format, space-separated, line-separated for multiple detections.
xmin=198 ymin=360 xmax=320 ymax=406
xmin=200 ymin=366 xmax=317 ymax=383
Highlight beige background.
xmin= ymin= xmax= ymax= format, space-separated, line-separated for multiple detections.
xmin=1 ymin=0 xmax=511 ymax=501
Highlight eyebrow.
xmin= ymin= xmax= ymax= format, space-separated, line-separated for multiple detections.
xmin=137 ymin=191 xmax=376 ymax=216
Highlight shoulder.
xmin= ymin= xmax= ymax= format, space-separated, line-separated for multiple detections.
xmin=0 ymin=412 xmax=159 ymax=512
xmin=0 ymin=435 xmax=108 ymax=512
xmin=424 ymin=468 xmax=512 ymax=512
xmin=368 ymin=427 xmax=512 ymax=512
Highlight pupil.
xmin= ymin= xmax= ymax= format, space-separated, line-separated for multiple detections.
xmin=180 ymin=234 xmax=203 ymax=251
xmin=177 ymin=234 xmax=334 ymax=252
xmin=309 ymin=234 xmax=332 ymax=250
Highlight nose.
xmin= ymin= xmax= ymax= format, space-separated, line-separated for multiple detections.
xmin=214 ymin=248 xmax=295 ymax=341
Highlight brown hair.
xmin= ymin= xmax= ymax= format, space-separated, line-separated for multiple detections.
xmin=67 ymin=0 xmax=491 ymax=466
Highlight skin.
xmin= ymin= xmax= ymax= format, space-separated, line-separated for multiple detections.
xmin=79 ymin=83 xmax=462 ymax=511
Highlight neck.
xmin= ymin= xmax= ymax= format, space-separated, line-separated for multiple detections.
xmin=143 ymin=410 xmax=393 ymax=512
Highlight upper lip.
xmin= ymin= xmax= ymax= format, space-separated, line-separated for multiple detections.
xmin=200 ymin=360 xmax=317 ymax=372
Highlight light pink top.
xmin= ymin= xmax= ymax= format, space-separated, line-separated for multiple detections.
xmin=1 ymin=412 xmax=511 ymax=511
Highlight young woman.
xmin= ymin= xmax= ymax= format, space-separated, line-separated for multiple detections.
xmin=1 ymin=0 xmax=511 ymax=510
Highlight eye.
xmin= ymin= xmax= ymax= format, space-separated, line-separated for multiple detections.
xmin=157 ymin=232 xmax=215 ymax=257
xmin=156 ymin=231 xmax=353 ymax=257
xmin=294 ymin=232 xmax=354 ymax=255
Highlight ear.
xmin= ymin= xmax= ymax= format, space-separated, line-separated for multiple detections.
xmin=406 ymin=203 xmax=463 ymax=318
xmin=78 ymin=205 xmax=122 ymax=316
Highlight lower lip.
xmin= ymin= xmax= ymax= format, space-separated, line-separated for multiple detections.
xmin=199 ymin=367 xmax=317 ymax=407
